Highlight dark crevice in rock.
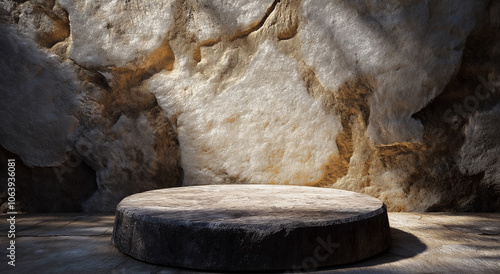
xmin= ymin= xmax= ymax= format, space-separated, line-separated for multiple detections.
xmin=0 ymin=145 xmax=98 ymax=213
xmin=228 ymin=0 xmax=280 ymax=42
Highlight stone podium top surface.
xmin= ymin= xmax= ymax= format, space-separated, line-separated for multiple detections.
xmin=114 ymin=184 xmax=390 ymax=270
xmin=117 ymin=184 xmax=385 ymax=227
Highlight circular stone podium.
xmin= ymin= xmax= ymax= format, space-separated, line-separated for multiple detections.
xmin=112 ymin=185 xmax=390 ymax=271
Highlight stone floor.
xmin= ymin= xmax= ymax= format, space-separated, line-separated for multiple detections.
xmin=0 ymin=212 xmax=499 ymax=273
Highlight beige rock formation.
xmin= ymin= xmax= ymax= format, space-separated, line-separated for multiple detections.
xmin=0 ymin=0 xmax=498 ymax=212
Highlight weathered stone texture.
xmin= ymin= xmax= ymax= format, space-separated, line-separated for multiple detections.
xmin=0 ymin=0 xmax=498 ymax=212
xmin=113 ymin=185 xmax=391 ymax=270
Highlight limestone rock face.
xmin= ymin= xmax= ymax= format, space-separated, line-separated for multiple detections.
xmin=59 ymin=0 xmax=176 ymax=68
xmin=1 ymin=0 xmax=499 ymax=212
xmin=150 ymin=41 xmax=341 ymax=185
xmin=300 ymin=0 xmax=484 ymax=145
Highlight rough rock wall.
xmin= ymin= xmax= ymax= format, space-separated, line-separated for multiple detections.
xmin=0 ymin=0 xmax=183 ymax=212
xmin=0 ymin=0 xmax=499 ymax=212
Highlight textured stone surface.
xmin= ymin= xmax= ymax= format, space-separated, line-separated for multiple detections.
xmin=0 ymin=23 xmax=79 ymax=167
xmin=0 ymin=2 xmax=183 ymax=212
xmin=300 ymin=0 xmax=483 ymax=144
xmin=1 ymin=213 xmax=499 ymax=273
xmin=112 ymin=185 xmax=390 ymax=271
xmin=59 ymin=0 xmax=176 ymax=68
xmin=1 ymin=0 xmax=499 ymax=212
xmin=150 ymin=41 xmax=341 ymax=185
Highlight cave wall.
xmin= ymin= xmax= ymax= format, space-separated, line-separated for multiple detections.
xmin=0 ymin=0 xmax=498 ymax=212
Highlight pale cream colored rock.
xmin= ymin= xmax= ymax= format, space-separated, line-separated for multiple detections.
xmin=0 ymin=0 xmax=498 ymax=212
xmin=300 ymin=0 xmax=486 ymax=145
xmin=59 ymin=0 xmax=176 ymax=67
xmin=0 ymin=18 xmax=181 ymax=212
xmin=150 ymin=41 xmax=341 ymax=186
xmin=187 ymin=0 xmax=274 ymax=41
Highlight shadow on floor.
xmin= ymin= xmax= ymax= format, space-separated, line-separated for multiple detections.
xmin=149 ymin=227 xmax=427 ymax=274
xmin=308 ymin=227 xmax=427 ymax=273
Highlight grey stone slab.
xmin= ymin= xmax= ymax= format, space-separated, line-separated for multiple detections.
xmin=0 ymin=213 xmax=114 ymax=237
xmin=0 ymin=213 xmax=499 ymax=273
xmin=0 ymin=236 xmax=202 ymax=273
xmin=112 ymin=185 xmax=391 ymax=271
